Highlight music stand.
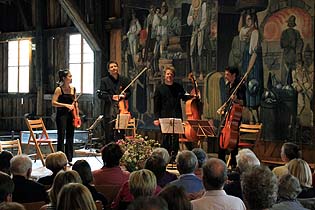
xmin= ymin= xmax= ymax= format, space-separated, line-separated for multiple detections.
xmin=187 ymin=120 xmax=216 ymax=148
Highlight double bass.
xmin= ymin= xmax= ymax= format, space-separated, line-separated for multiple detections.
xmin=184 ymin=73 xmax=203 ymax=141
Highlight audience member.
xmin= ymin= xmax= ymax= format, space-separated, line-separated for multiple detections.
xmin=93 ymin=142 xmax=130 ymax=186
xmin=158 ymin=185 xmax=192 ymax=210
xmin=56 ymin=183 xmax=96 ymax=210
xmin=128 ymin=196 xmax=168 ymax=210
xmin=287 ymin=158 xmax=315 ymax=198
xmin=241 ymin=165 xmax=278 ymax=210
xmin=0 ymin=172 xmax=14 ymax=202
xmin=10 ymin=155 xmax=48 ymax=203
xmin=72 ymin=160 xmax=107 ymax=207
xmin=112 ymin=169 xmax=159 ymax=210
xmin=271 ymin=174 xmax=308 ymax=210
xmin=169 ymin=150 xmax=204 ymax=199
xmin=0 ymin=151 xmax=13 ymax=176
xmin=272 ymin=142 xmax=301 ymax=178
xmin=38 ymin=151 xmax=68 ymax=187
xmin=0 ymin=202 xmax=26 ymax=210
xmin=144 ymin=155 xmax=167 ymax=187
xmin=191 ymin=158 xmax=246 ymax=210
xmin=224 ymin=148 xmax=260 ymax=200
xmin=151 ymin=147 xmax=177 ymax=187
xmin=192 ymin=148 xmax=207 ymax=180
xmin=44 ymin=170 xmax=82 ymax=210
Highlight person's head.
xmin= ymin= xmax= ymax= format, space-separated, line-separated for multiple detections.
xmin=0 ymin=202 xmax=26 ymax=210
xmin=107 ymin=61 xmax=119 ymax=78
xmin=280 ymin=142 xmax=301 ymax=162
xmin=144 ymin=155 xmax=166 ymax=180
xmin=0 ymin=172 xmax=14 ymax=202
xmin=48 ymin=170 xmax=82 ymax=205
xmin=10 ymin=155 xmax=32 ymax=178
xmin=45 ymin=151 xmax=68 ymax=174
xmin=101 ymin=142 xmax=124 ymax=167
xmin=56 ymin=183 xmax=96 ymax=210
xmin=192 ymin=148 xmax=207 ymax=168
xmin=245 ymin=12 xmax=258 ymax=29
xmin=236 ymin=149 xmax=260 ymax=173
xmin=163 ymin=66 xmax=175 ymax=85
xmin=128 ymin=196 xmax=168 ymax=210
xmin=158 ymin=185 xmax=192 ymax=210
xmin=241 ymin=165 xmax=278 ymax=210
xmin=278 ymin=173 xmax=302 ymax=200
xmin=57 ymin=69 xmax=72 ymax=86
xmin=202 ymin=158 xmax=227 ymax=190
xmin=176 ymin=150 xmax=198 ymax=175
xmin=72 ymin=159 xmax=93 ymax=185
xmin=0 ymin=151 xmax=13 ymax=175
xmin=129 ymin=169 xmax=157 ymax=198
xmin=287 ymin=158 xmax=312 ymax=188
xmin=152 ymin=147 xmax=171 ymax=165
xmin=224 ymin=66 xmax=239 ymax=83
xmin=287 ymin=15 xmax=297 ymax=28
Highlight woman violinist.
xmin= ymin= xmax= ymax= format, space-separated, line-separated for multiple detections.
xmin=218 ymin=66 xmax=246 ymax=168
xmin=52 ymin=69 xmax=78 ymax=164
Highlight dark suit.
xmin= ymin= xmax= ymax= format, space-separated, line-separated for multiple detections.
xmin=12 ymin=175 xmax=48 ymax=203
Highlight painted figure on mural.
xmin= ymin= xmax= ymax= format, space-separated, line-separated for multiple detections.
xmin=127 ymin=10 xmax=141 ymax=67
xmin=291 ymin=61 xmax=313 ymax=126
xmin=280 ymin=15 xmax=304 ymax=84
xmin=187 ymin=0 xmax=207 ymax=80
xmin=238 ymin=9 xmax=264 ymax=123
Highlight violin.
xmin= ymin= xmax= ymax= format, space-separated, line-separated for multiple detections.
xmin=72 ymin=93 xmax=82 ymax=128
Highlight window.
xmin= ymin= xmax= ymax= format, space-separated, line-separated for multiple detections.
xmin=69 ymin=34 xmax=94 ymax=94
xmin=8 ymin=40 xmax=30 ymax=93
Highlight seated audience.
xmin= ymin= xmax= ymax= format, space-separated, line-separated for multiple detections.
xmin=128 ymin=196 xmax=168 ymax=210
xmin=192 ymin=148 xmax=207 ymax=180
xmin=271 ymin=174 xmax=308 ymax=210
xmin=0 ymin=172 xmax=14 ymax=202
xmin=10 ymin=155 xmax=48 ymax=203
xmin=42 ymin=170 xmax=82 ymax=210
xmin=0 ymin=202 xmax=26 ymax=210
xmin=287 ymin=158 xmax=315 ymax=198
xmin=224 ymin=148 xmax=260 ymax=200
xmin=37 ymin=151 xmax=68 ymax=187
xmin=0 ymin=151 xmax=13 ymax=176
xmin=158 ymin=185 xmax=192 ymax=210
xmin=151 ymin=147 xmax=177 ymax=187
xmin=272 ymin=142 xmax=301 ymax=179
xmin=56 ymin=183 xmax=97 ymax=210
xmin=112 ymin=169 xmax=158 ymax=210
xmin=72 ymin=160 xmax=107 ymax=207
xmin=191 ymin=158 xmax=246 ymax=210
xmin=93 ymin=142 xmax=130 ymax=186
xmin=144 ymin=155 xmax=168 ymax=188
xmin=241 ymin=165 xmax=278 ymax=210
xmin=169 ymin=150 xmax=204 ymax=199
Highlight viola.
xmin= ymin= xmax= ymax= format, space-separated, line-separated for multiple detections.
xmin=72 ymin=93 xmax=82 ymax=128
xmin=184 ymin=73 xmax=203 ymax=141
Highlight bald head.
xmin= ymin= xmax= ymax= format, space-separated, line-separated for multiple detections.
xmin=202 ymin=158 xmax=227 ymax=190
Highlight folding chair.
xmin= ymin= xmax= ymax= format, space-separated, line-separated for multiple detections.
xmin=25 ymin=118 xmax=57 ymax=166
xmin=0 ymin=139 xmax=22 ymax=155
xmin=238 ymin=123 xmax=263 ymax=149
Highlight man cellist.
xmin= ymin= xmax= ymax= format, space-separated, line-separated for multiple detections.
xmin=97 ymin=61 xmax=131 ymax=145
xmin=218 ymin=66 xmax=246 ymax=168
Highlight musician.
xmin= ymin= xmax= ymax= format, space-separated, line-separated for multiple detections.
xmin=97 ymin=61 xmax=131 ymax=145
xmin=218 ymin=66 xmax=246 ymax=168
xmin=153 ymin=66 xmax=191 ymax=159
xmin=52 ymin=69 xmax=77 ymax=164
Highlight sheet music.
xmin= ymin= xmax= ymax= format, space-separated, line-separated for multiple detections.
xmin=159 ymin=118 xmax=184 ymax=134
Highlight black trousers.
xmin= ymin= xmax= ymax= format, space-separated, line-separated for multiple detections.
xmin=218 ymin=145 xmax=238 ymax=168
xmin=101 ymin=117 xmax=124 ymax=145
xmin=56 ymin=112 xmax=74 ymax=162
xmin=162 ymin=134 xmax=179 ymax=162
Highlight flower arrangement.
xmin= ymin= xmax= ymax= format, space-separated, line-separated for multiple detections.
xmin=117 ymin=135 xmax=160 ymax=172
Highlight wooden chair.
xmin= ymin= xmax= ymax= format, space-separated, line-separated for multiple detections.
xmin=25 ymin=118 xmax=57 ymax=166
xmin=125 ymin=118 xmax=137 ymax=139
xmin=22 ymin=201 xmax=46 ymax=210
xmin=0 ymin=139 xmax=22 ymax=155
xmin=238 ymin=123 xmax=263 ymax=149
xmin=95 ymin=185 xmax=121 ymax=209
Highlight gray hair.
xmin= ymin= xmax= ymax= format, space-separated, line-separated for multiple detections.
xmin=176 ymin=150 xmax=197 ymax=174
xmin=152 ymin=147 xmax=171 ymax=164
xmin=236 ymin=149 xmax=260 ymax=173
xmin=10 ymin=155 xmax=32 ymax=175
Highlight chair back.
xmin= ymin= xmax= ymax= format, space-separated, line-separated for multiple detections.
xmin=22 ymin=201 xmax=46 ymax=210
xmin=238 ymin=123 xmax=263 ymax=148
xmin=125 ymin=118 xmax=137 ymax=139
xmin=0 ymin=139 xmax=22 ymax=155
xmin=95 ymin=185 xmax=121 ymax=209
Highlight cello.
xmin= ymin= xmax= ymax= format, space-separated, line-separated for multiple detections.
xmin=72 ymin=93 xmax=82 ymax=128
xmin=184 ymin=73 xmax=203 ymax=141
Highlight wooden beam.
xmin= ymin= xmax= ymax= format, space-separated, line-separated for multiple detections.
xmin=58 ymin=0 xmax=102 ymax=51
xmin=15 ymin=0 xmax=31 ymax=30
